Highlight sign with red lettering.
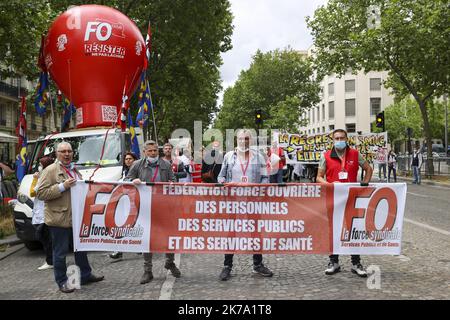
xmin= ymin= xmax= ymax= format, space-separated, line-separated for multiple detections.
xmin=71 ymin=181 xmax=406 ymax=255
xmin=332 ymin=183 xmax=406 ymax=254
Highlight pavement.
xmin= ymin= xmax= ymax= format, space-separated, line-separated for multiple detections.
xmin=0 ymin=218 xmax=448 ymax=300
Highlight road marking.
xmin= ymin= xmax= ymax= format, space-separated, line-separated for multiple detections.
xmin=407 ymin=192 xmax=429 ymax=198
xmin=159 ymin=253 xmax=180 ymax=300
xmin=404 ymin=218 xmax=450 ymax=236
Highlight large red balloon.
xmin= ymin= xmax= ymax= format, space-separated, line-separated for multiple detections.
xmin=44 ymin=5 xmax=146 ymax=128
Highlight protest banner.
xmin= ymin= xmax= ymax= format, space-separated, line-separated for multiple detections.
xmin=71 ymin=181 xmax=406 ymax=255
xmin=332 ymin=183 xmax=406 ymax=255
xmin=275 ymin=131 xmax=388 ymax=164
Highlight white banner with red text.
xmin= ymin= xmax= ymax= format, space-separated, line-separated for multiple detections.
xmin=71 ymin=181 xmax=406 ymax=255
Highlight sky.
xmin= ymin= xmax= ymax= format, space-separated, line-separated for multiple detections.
xmin=218 ymin=0 xmax=328 ymax=104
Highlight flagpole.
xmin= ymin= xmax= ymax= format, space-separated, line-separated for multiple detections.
xmin=47 ymin=81 xmax=56 ymax=132
xmin=148 ymin=88 xmax=158 ymax=144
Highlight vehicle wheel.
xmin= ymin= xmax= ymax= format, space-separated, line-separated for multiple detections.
xmin=24 ymin=241 xmax=43 ymax=251
xmin=4 ymin=181 xmax=16 ymax=199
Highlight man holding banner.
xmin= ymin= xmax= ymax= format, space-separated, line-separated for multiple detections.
xmin=36 ymin=142 xmax=104 ymax=293
xmin=126 ymin=140 xmax=182 ymax=284
xmin=316 ymin=129 xmax=373 ymax=277
xmin=217 ymin=129 xmax=274 ymax=281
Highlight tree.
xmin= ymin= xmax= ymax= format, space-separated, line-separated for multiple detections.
xmin=1 ymin=0 xmax=233 ymax=143
xmin=307 ymin=0 xmax=449 ymax=174
xmin=0 ymin=1 xmax=52 ymax=79
xmin=215 ymin=48 xmax=320 ymax=133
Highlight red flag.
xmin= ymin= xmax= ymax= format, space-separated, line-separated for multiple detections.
xmin=37 ymin=35 xmax=47 ymax=72
xmin=16 ymin=96 xmax=27 ymax=153
xmin=143 ymin=21 xmax=152 ymax=70
xmin=119 ymin=77 xmax=129 ymax=132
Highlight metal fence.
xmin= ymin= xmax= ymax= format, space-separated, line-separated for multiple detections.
xmin=396 ymin=156 xmax=450 ymax=176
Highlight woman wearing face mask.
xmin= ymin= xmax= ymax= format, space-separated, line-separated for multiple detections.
xmin=30 ymin=155 xmax=55 ymax=271
xmin=316 ymin=129 xmax=373 ymax=278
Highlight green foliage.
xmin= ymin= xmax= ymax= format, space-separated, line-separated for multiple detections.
xmin=0 ymin=0 xmax=233 ymax=142
xmin=215 ymin=48 xmax=320 ymax=132
xmin=374 ymin=97 xmax=446 ymax=143
xmin=307 ymin=0 xmax=449 ymax=173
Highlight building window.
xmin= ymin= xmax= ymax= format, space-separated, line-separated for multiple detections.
xmin=370 ymin=98 xmax=381 ymax=115
xmin=345 ymin=99 xmax=356 ymax=117
xmin=329 ymin=125 xmax=335 ymax=132
xmin=345 ymin=79 xmax=355 ymax=92
xmin=322 ymin=104 xmax=325 ymax=120
xmin=328 ymin=83 xmax=334 ymax=96
xmin=328 ymin=101 xmax=334 ymax=119
xmin=370 ymin=78 xmax=381 ymax=91
xmin=312 ymin=108 xmax=315 ymax=123
xmin=323 ymin=126 xmax=326 ymax=133
xmin=320 ymin=86 xmax=324 ymax=99
xmin=346 ymin=123 xmax=356 ymax=133
xmin=0 ymin=103 xmax=6 ymax=126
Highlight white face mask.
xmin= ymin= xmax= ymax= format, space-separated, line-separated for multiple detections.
xmin=38 ymin=165 xmax=43 ymax=173
xmin=147 ymin=156 xmax=159 ymax=163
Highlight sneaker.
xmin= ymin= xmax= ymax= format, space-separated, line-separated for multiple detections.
xmin=164 ymin=262 xmax=181 ymax=278
xmin=219 ymin=266 xmax=232 ymax=281
xmin=325 ymin=261 xmax=341 ymax=275
xmin=38 ymin=262 xmax=53 ymax=271
xmin=351 ymin=263 xmax=368 ymax=277
xmin=252 ymin=264 xmax=273 ymax=277
xmin=109 ymin=252 xmax=123 ymax=260
xmin=140 ymin=271 xmax=154 ymax=284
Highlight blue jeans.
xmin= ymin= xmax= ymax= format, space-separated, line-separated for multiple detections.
xmin=48 ymin=226 xmax=92 ymax=288
xmin=412 ymin=166 xmax=421 ymax=184
xmin=270 ymin=169 xmax=284 ymax=183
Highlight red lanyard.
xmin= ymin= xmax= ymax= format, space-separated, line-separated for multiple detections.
xmin=151 ymin=166 xmax=159 ymax=182
xmin=239 ymin=155 xmax=250 ymax=176
xmin=339 ymin=150 xmax=347 ymax=172
xmin=61 ymin=165 xmax=77 ymax=179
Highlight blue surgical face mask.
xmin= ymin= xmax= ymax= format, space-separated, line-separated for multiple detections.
xmin=334 ymin=141 xmax=347 ymax=150
xmin=147 ymin=156 xmax=159 ymax=163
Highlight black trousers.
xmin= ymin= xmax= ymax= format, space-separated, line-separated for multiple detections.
xmin=224 ymin=254 xmax=263 ymax=268
xmin=35 ymin=224 xmax=53 ymax=265
xmin=388 ymin=166 xmax=397 ymax=182
xmin=329 ymin=254 xmax=360 ymax=265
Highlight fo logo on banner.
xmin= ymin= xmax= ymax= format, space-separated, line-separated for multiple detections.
xmin=341 ymin=187 xmax=398 ymax=242
xmin=79 ymin=184 xmax=140 ymax=239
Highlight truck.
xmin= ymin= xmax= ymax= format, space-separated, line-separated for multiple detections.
xmin=11 ymin=127 xmax=143 ymax=250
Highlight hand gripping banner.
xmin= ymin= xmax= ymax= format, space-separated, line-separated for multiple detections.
xmin=71 ymin=181 xmax=406 ymax=255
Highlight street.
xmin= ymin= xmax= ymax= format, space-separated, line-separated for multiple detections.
xmin=0 ymin=182 xmax=449 ymax=300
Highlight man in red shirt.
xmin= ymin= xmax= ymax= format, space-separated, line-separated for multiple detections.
xmin=316 ymin=129 xmax=373 ymax=277
xmin=269 ymin=140 xmax=286 ymax=183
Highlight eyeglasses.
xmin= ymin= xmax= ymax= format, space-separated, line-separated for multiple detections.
xmin=58 ymin=150 xmax=73 ymax=154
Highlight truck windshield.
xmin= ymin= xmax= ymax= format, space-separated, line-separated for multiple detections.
xmin=28 ymin=133 xmax=122 ymax=173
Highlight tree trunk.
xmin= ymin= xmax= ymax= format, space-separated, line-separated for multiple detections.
xmin=417 ymin=100 xmax=434 ymax=176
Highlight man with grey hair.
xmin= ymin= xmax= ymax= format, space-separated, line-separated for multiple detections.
xmin=37 ymin=141 xmax=104 ymax=293
xmin=125 ymin=140 xmax=181 ymax=284
xmin=217 ymin=129 xmax=273 ymax=281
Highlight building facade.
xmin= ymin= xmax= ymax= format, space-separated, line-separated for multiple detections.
xmin=0 ymin=76 xmax=64 ymax=164
xmin=299 ymin=46 xmax=394 ymax=136
xmin=299 ymin=70 xmax=394 ymax=135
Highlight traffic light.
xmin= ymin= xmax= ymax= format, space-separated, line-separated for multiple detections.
xmin=376 ymin=111 xmax=384 ymax=130
xmin=255 ymin=109 xmax=262 ymax=125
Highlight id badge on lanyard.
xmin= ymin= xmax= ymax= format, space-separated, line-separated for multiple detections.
xmin=239 ymin=156 xmax=250 ymax=183
xmin=338 ymin=152 xmax=348 ymax=180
